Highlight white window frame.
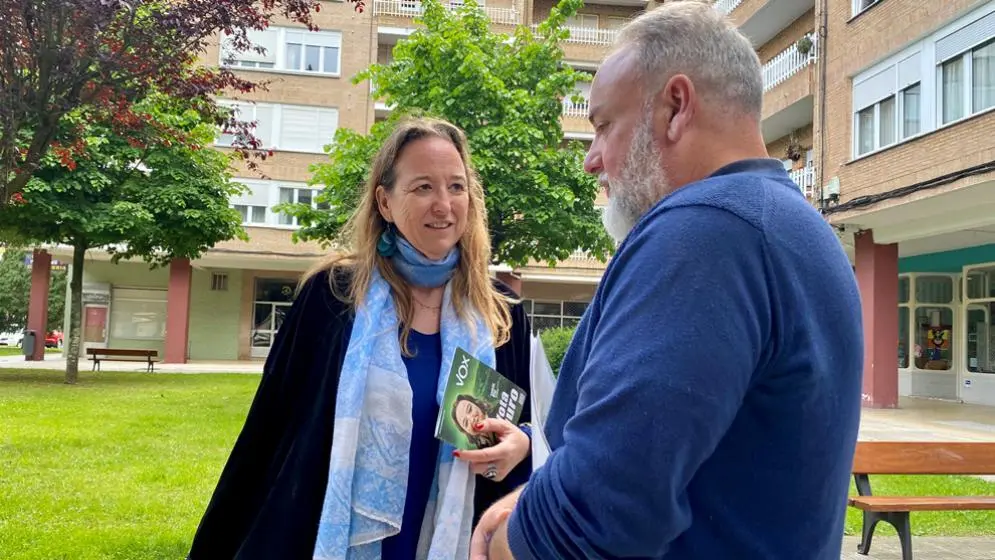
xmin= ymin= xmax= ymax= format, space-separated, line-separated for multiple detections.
xmin=849 ymin=1 xmax=995 ymax=160
xmin=851 ymin=0 xmax=882 ymax=19
xmin=220 ymin=26 xmax=343 ymax=78
xmin=216 ymin=101 xmax=276 ymax=149
xmin=937 ymin=37 xmax=995 ymax=127
xmin=229 ymin=179 xmax=328 ymax=230
xmin=232 ymin=204 xmax=268 ymax=225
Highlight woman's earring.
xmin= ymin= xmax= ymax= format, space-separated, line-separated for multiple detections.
xmin=377 ymin=223 xmax=397 ymax=257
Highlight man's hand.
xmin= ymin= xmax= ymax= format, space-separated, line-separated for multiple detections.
xmin=469 ymin=486 xmax=524 ymax=560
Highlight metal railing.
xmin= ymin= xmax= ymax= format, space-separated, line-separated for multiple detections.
xmin=531 ymin=24 xmax=619 ymax=46
xmin=562 ymin=99 xmax=590 ymax=119
xmin=789 ymin=165 xmax=817 ymax=199
xmin=712 ymin=0 xmax=744 ymax=15
xmin=763 ymin=32 xmax=817 ymax=92
xmin=372 ymin=0 xmax=520 ymax=25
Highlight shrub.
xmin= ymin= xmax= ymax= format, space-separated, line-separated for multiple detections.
xmin=539 ymin=326 xmax=577 ymax=376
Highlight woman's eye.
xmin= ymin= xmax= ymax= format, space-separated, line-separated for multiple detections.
xmin=450 ymin=183 xmax=466 ymax=192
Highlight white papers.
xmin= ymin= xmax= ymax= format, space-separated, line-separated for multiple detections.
xmin=529 ymin=333 xmax=557 ymax=470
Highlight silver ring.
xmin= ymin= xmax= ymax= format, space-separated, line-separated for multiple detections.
xmin=484 ymin=464 xmax=498 ymax=480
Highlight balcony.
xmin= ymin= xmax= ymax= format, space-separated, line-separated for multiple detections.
xmin=762 ymin=32 xmax=815 ymax=92
xmin=714 ymin=0 xmax=814 ymax=48
xmin=789 ymin=165 xmax=816 ymax=199
xmin=372 ymin=0 xmax=521 ymax=26
xmin=713 ymin=0 xmax=743 ymax=15
xmin=761 ymin=32 xmax=816 ymax=144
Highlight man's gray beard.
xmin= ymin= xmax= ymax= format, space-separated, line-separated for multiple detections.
xmin=602 ymin=119 xmax=670 ymax=243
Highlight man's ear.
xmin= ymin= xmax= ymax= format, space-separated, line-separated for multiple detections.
xmin=653 ymin=74 xmax=696 ymax=144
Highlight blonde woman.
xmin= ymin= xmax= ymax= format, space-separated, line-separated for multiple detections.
xmin=187 ymin=117 xmax=535 ymax=560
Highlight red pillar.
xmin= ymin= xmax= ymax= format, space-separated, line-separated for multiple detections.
xmin=854 ymin=230 xmax=899 ymax=408
xmin=26 ymin=249 xmax=52 ymax=361
xmin=496 ymin=271 xmax=523 ymax=297
xmin=164 ymin=258 xmax=192 ymax=364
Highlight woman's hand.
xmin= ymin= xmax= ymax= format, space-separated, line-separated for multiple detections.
xmin=454 ymin=418 xmax=530 ymax=482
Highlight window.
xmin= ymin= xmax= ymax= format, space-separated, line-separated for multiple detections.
xmin=566 ymin=14 xmax=598 ymax=28
xmin=216 ymin=101 xmax=275 ymax=149
xmin=278 ymin=187 xmax=325 ymax=226
xmin=221 ymin=28 xmax=278 ymax=69
xmin=211 ymin=273 xmax=229 ymax=292
xmin=220 ymin=27 xmax=343 ymax=76
xmin=940 ymin=56 xmax=965 ymax=124
xmin=279 ymin=106 xmax=339 ymax=153
xmin=605 ymin=16 xmax=628 ymax=30
xmin=233 ymin=204 xmax=267 ymax=224
xmin=284 ymin=30 xmax=341 ymax=75
xmin=901 ymin=83 xmax=921 ymax=137
xmin=110 ymin=288 xmax=167 ymax=341
xmin=855 ymin=97 xmax=898 ymax=155
xmin=852 ymin=0 xmax=881 ymax=17
xmin=522 ymin=300 xmax=589 ymax=332
xmin=937 ymin=13 xmax=995 ymax=124
xmin=850 ymin=5 xmax=995 ymax=157
xmin=215 ymin=102 xmax=338 ymax=154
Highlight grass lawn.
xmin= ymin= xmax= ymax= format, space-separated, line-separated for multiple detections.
xmin=1 ymin=370 xmax=993 ymax=559
xmin=0 ymin=369 xmax=258 ymax=560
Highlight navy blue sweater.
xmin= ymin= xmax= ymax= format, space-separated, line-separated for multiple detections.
xmin=507 ymin=159 xmax=863 ymax=559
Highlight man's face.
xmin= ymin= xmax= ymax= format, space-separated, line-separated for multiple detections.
xmin=584 ymin=50 xmax=670 ymax=243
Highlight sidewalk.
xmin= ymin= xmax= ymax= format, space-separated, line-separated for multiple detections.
xmin=840 ymin=537 xmax=995 ymax=559
xmin=0 ymin=353 xmax=263 ymax=373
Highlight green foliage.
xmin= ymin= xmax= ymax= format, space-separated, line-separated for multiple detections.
xmin=0 ymin=94 xmax=246 ymax=266
xmin=539 ymin=325 xmax=577 ymax=376
xmin=0 ymin=249 xmax=66 ymax=333
xmin=281 ymin=0 xmax=614 ymax=267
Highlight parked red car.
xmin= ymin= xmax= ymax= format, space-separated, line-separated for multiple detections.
xmin=45 ymin=331 xmax=63 ymax=348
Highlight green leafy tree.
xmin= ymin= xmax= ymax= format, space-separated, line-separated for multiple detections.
xmin=280 ymin=0 xmax=613 ymax=267
xmin=0 ymin=248 xmax=66 ymax=335
xmin=0 ymin=94 xmax=246 ymax=383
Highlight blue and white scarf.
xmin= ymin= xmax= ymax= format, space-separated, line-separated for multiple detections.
xmin=312 ymin=268 xmax=496 ymax=560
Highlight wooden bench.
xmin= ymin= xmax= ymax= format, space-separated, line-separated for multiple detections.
xmin=87 ymin=348 xmax=158 ymax=373
xmin=849 ymin=441 xmax=995 ymax=560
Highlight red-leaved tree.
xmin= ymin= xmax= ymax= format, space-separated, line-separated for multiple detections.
xmin=0 ymin=0 xmax=364 ymax=204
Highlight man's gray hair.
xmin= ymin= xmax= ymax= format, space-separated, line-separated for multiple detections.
xmin=614 ymin=1 xmax=763 ymax=119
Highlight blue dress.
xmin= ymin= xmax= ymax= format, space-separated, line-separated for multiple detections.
xmin=381 ymin=329 xmax=443 ymax=560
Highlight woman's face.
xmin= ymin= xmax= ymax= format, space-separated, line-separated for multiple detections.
xmin=376 ymin=136 xmax=470 ymax=260
xmin=455 ymin=398 xmax=486 ymax=434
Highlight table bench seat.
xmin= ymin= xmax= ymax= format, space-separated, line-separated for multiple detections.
xmin=849 ymin=495 xmax=995 ymax=512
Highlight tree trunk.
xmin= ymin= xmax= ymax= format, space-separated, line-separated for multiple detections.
xmin=64 ymin=240 xmax=85 ymax=384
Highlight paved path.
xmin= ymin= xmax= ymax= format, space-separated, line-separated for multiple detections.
xmin=840 ymin=537 xmax=995 ymax=559
xmin=0 ymin=354 xmax=263 ymax=373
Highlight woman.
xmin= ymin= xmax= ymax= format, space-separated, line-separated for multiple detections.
xmin=451 ymin=393 xmax=499 ymax=449
xmin=188 ymin=117 xmax=534 ymax=560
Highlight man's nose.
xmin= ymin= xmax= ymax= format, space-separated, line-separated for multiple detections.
xmin=584 ymin=147 xmax=603 ymax=176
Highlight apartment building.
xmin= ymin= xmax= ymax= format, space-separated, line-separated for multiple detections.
xmin=36 ymin=0 xmax=994 ymax=405
xmin=816 ymin=0 xmax=995 ymax=407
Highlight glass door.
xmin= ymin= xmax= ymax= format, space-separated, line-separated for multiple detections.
xmin=250 ymin=278 xmax=296 ymax=358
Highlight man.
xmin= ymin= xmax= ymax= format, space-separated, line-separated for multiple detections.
xmin=466 ymin=2 xmax=863 ymax=558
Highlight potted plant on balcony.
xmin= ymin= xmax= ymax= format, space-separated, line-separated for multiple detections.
xmin=785 ymin=137 xmax=803 ymax=162
xmin=796 ymin=35 xmax=813 ymax=56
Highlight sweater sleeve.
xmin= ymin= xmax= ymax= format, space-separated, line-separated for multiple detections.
xmin=506 ymin=206 xmax=772 ymax=559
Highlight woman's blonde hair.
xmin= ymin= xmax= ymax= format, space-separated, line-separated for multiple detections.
xmin=301 ymin=116 xmax=513 ymax=353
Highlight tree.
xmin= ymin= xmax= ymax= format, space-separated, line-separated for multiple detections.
xmin=0 ymin=248 xmax=66 ymax=335
xmin=0 ymin=94 xmax=246 ymax=384
xmin=0 ymin=0 xmax=364 ymax=204
xmin=279 ymin=0 xmax=614 ymax=267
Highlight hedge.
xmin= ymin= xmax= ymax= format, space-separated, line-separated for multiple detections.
xmin=538 ymin=326 xmax=577 ymax=376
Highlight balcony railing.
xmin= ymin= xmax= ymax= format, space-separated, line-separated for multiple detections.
xmin=712 ymin=0 xmax=743 ymax=15
xmin=532 ymin=24 xmax=619 ymax=46
xmin=789 ymin=165 xmax=816 ymax=199
xmin=372 ymin=0 xmax=520 ymax=25
xmin=763 ymin=32 xmax=817 ymax=92
xmin=562 ymin=99 xmax=590 ymax=119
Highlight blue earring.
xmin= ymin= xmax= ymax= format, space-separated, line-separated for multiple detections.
xmin=377 ymin=223 xmax=397 ymax=257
